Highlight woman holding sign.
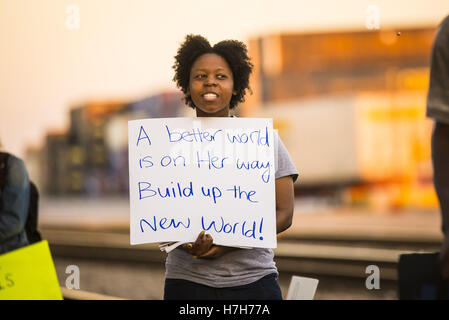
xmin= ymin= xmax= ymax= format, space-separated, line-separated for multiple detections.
xmin=164 ymin=35 xmax=298 ymax=300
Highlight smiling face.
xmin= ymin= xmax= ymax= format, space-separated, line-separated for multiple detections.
xmin=188 ymin=53 xmax=236 ymax=117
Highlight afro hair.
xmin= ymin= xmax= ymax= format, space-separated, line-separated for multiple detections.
xmin=173 ymin=34 xmax=253 ymax=109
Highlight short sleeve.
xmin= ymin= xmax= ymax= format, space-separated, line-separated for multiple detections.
xmin=274 ymin=131 xmax=299 ymax=182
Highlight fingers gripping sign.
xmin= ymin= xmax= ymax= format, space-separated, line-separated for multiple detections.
xmin=182 ymin=231 xmax=213 ymax=258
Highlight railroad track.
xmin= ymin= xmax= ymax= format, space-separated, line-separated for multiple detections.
xmin=42 ymin=228 xmax=442 ymax=282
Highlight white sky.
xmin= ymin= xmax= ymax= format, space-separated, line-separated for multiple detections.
xmin=1 ymin=0 xmax=448 ymax=157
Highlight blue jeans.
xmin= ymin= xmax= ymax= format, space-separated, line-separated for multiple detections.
xmin=164 ymin=273 xmax=282 ymax=300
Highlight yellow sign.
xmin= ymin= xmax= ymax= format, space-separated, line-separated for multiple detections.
xmin=0 ymin=240 xmax=62 ymax=300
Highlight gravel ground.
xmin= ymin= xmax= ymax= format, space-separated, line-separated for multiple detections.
xmin=53 ymin=257 xmax=398 ymax=300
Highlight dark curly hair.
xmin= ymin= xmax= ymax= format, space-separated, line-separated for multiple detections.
xmin=173 ymin=34 xmax=253 ymax=109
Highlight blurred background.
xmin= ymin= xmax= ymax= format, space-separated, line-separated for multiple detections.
xmin=1 ymin=0 xmax=449 ymax=300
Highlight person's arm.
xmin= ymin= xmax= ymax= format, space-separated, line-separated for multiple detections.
xmin=0 ymin=157 xmax=30 ymax=241
xmin=432 ymin=121 xmax=449 ymax=279
xmin=275 ymin=176 xmax=295 ymax=234
xmin=183 ymin=175 xmax=295 ymax=259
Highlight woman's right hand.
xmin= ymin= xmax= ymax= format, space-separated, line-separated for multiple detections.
xmin=181 ymin=230 xmax=213 ymax=258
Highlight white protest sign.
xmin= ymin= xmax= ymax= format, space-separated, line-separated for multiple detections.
xmin=128 ymin=117 xmax=276 ymax=248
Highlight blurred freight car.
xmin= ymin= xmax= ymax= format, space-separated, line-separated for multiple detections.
xmin=252 ymin=90 xmax=437 ymax=211
xmin=42 ymin=132 xmax=71 ymax=195
xmin=67 ymin=100 xmax=128 ymax=196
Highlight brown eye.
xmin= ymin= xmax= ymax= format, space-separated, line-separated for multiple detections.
xmin=217 ymin=74 xmax=227 ymax=79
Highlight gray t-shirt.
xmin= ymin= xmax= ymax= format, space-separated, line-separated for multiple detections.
xmin=164 ymin=132 xmax=298 ymax=288
xmin=427 ymin=15 xmax=449 ymax=124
